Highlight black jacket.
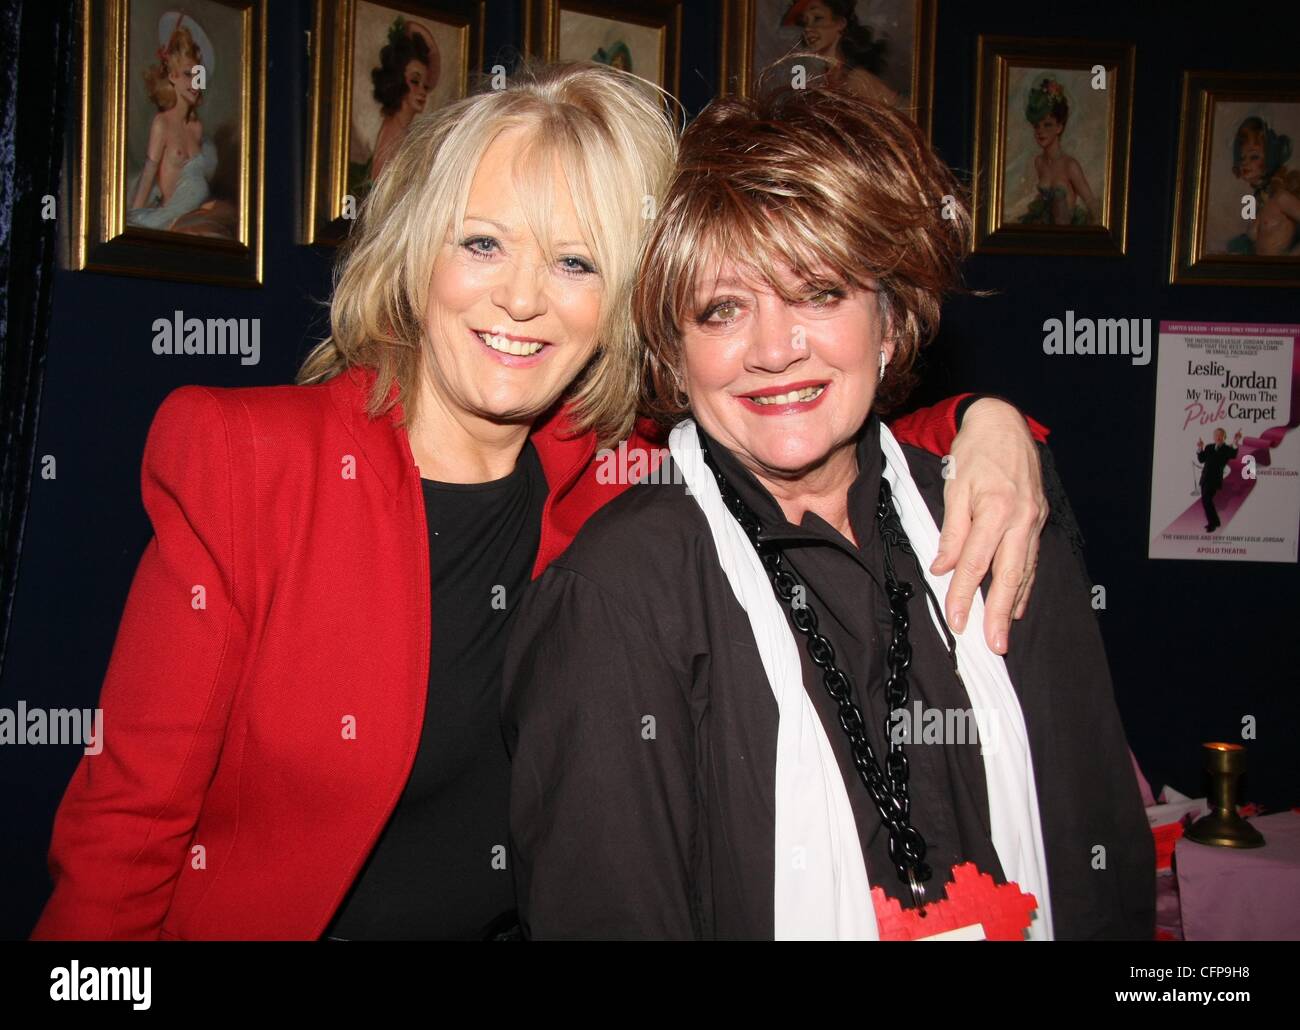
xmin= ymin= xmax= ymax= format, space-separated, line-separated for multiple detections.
xmin=502 ymin=417 xmax=1155 ymax=940
xmin=1198 ymin=442 xmax=1238 ymax=490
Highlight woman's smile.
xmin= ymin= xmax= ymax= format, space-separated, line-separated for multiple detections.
xmin=469 ymin=325 xmax=556 ymax=367
xmin=736 ymin=379 xmax=830 ymax=415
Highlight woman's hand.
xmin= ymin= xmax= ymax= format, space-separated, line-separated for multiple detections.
xmin=929 ymin=398 xmax=1048 ymax=655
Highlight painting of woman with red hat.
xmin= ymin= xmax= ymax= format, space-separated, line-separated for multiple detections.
xmin=755 ymin=0 xmax=919 ymax=108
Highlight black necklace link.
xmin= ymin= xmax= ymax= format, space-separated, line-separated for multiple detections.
xmin=694 ymin=431 xmax=934 ymax=902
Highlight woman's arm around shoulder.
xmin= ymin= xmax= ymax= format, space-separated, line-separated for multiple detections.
xmin=892 ymin=395 xmax=1051 ymax=652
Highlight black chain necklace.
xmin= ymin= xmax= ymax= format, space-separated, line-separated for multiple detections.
xmin=696 ymin=430 xmax=962 ymax=913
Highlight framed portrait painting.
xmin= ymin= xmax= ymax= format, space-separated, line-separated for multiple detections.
xmin=719 ymin=0 xmax=936 ymax=138
xmin=305 ymin=0 xmax=485 ymax=246
xmin=1169 ymin=71 xmax=1300 ymax=287
xmin=972 ymin=36 xmax=1134 ymax=256
xmin=524 ymin=0 xmax=682 ymax=95
xmin=71 ymin=0 xmax=266 ymax=286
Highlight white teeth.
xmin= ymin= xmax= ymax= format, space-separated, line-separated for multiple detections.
xmin=750 ymin=385 xmax=825 ymax=405
xmin=477 ymin=331 xmax=543 ymax=356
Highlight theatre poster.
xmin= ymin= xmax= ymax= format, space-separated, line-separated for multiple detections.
xmin=1149 ymin=321 xmax=1300 ymax=563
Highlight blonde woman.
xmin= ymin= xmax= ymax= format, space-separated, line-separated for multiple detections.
xmin=33 ymin=62 xmax=1047 ymax=941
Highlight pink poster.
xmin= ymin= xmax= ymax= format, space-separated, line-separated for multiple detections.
xmin=1149 ymin=321 xmax=1300 ymax=562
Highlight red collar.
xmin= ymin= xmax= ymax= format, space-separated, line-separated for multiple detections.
xmin=324 ymin=364 xmax=602 ymax=501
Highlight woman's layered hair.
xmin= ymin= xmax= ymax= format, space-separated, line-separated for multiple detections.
xmin=635 ymin=83 xmax=972 ymax=426
xmin=299 ymin=60 xmax=678 ymax=446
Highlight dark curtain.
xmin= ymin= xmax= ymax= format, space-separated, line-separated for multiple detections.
xmin=0 ymin=0 xmax=76 ymax=676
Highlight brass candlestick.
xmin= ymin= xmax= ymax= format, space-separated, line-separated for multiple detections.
xmin=1185 ymin=742 xmax=1265 ymax=848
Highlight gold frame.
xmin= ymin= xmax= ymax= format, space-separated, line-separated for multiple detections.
xmin=71 ymin=0 xmax=266 ymax=286
xmin=1169 ymin=70 xmax=1300 ymax=287
xmin=718 ymin=0 xmax=937 ymax=140
xmin=972 ymin=35 xmax=1133 ymax=257
xmin=524 ymin=0 xmax=682 ymax=97
xmin=304 ymin=0 xmax=485 ymax=247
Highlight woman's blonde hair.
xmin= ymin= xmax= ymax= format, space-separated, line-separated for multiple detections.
xmin=635 ymin=82 xmax=971 ymax=427
xmin=298 ymin=60 xmax=679 ymax=447
xmin=144 ymin=24 xmax=203 ymax=114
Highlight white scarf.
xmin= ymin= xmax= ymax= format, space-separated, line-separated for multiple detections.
xmin=667 ymin=418 xmax=1054 ymax=941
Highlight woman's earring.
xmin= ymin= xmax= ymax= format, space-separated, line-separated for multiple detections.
xmin=878 ymin=350 xmax=888 ymax=382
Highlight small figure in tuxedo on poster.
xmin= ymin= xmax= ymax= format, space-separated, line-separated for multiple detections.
xmin=1197 ymin=427 xmax=1243 ymax=532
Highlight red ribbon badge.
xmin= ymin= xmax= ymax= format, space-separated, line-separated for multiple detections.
xmin=871 ymin=862 xmax=1038 ymax=941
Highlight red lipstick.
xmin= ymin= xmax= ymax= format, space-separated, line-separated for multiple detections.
xmin=736 ymin=380 xmax=830 ymax=416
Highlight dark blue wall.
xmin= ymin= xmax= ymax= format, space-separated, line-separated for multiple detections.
xmin=2 ymin=0 xmax=1295 ymax=939
xmin=910 ymin=0 xmax=1298 ymax=838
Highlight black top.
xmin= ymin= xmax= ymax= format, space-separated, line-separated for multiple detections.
xmin=502 ymin=418 xmax=1155 ymax=940
xmin=326 ymin=440 xmax=547 ymax=940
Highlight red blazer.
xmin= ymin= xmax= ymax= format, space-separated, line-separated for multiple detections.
xmin=32 ymin=367 xmax=975 ymax=940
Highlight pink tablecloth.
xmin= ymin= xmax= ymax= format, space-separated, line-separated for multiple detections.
xmin=1175 ymin=810 xmax=1300 ymax=940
